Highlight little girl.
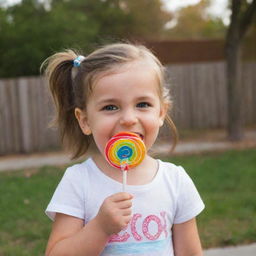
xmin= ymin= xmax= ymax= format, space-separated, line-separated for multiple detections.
xmin=43 ymin=43 xmax=205 ymax=256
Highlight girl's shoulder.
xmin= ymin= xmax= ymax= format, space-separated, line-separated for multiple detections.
xmin=158 ymin=159 xmax=186 ymax=176
xmin=62 ymin=158 xmax=92 ymax=180
xmin=158 ymin=159 xmax=192 ymax=186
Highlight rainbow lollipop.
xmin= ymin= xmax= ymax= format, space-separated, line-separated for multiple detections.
xmin=105 ymin=132 xmax=146 ymax=191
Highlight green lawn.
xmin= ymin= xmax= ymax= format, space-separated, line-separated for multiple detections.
xmin=0 ymin=148 xmax=255 ymax=255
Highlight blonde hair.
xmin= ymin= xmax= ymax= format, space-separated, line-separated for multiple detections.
xmin=41 ymin=43 xmax=178 ymax=159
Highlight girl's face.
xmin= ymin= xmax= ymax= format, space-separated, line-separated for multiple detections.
xmin=75 ymin=61 xmax=167 ymax=158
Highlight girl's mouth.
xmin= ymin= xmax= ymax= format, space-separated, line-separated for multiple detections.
xmin=134 ymin=132 xmax=144 ymax=140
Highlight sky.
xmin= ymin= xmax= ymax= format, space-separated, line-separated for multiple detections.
xmin=163 ymin=0 xmax=227 ymax=14
xmin=163 ymin=0 xmax=230 ymax=24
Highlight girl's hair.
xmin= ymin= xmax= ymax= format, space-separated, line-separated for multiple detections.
xmin=41 ymin=43 xmax=178 ymax=159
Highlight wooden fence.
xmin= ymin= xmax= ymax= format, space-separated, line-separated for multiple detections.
xmin=0 ymin=61 xmax=255 ymax=155
xmin=0 ymin=77 xmax=59 ymax=155
xmin=168 ymin=61 xmax=256 ymax=129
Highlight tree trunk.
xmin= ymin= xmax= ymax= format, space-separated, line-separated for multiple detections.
xmin=225 ymin=0 xmax=244 ymax=141
xmin=226 ymin=40 xmax=244 ymax=141
xmin=225 ymin=0 xmax=256 ymax=141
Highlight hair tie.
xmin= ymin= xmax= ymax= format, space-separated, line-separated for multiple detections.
xmin=73 ymin=55 xmax=86 ymax=67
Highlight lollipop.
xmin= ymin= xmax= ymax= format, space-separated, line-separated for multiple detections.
xmin=105 ymin=132 xmax=146 ymax=191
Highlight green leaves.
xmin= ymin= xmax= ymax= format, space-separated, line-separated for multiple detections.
xmin=0 ymin=0 xmax=170 ymax=78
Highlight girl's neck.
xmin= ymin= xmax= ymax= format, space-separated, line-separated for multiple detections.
xmin=91 ymin=153 xmax=158 ymax=186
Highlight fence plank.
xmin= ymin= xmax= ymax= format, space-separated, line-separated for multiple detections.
xmin=0 ymin=81 xmax=6 ymax=154
xmin=243 ymin=63 xmax=256 ymax=124
xmin=2 ymin=80 xmax=13 ymax=153
xmin=8 ymin=79 xmax=20 ymax=152
xmin=17 ymin=78 xmax=32 ymax=153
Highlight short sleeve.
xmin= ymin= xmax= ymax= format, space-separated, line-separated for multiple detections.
xmin=173 ymin=167 xmax=205 ymax=224
xmin=45 ymin=166 xmax=86 ymax=221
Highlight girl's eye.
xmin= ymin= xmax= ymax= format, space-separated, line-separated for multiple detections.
xmin=102 ymin=105 xmax=118 ymax=111
xmin=137 ymin=102 xmax=151 ymax=108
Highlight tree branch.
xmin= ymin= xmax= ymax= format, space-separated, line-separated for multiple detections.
xmin=239 ymin=0 xmax=256 ymax=39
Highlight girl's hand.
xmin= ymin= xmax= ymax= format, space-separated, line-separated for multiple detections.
xmin=95 ymin=192 xmax=133 ymax=236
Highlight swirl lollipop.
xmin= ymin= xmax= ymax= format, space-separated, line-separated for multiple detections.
xmin=105 ymin=132 xmax=146 ymax=191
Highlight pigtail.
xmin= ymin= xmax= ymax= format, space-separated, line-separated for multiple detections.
xmin=41 ymin=50 xmax=91 ymax=159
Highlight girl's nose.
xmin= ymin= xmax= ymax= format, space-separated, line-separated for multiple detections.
xmin=119 ymin=109 xmax=138 ymax=126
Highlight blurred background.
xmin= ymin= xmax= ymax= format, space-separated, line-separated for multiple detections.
xmin=0 ymin=0 xmax=255 ymax=154
xmin=0 ymin=0 xmax=256 ymax=155
xmin=0 ymin=0 xmax=255 ymax=255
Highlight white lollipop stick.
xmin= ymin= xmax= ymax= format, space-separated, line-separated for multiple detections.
xmin=121 ymin=160 xmax=128 ymax=192
xmin=123 ymin=170 xmax=127 ymax=192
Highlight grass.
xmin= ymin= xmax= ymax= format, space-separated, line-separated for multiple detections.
xmin=0 ymin=166 xmax=64 ymax=256
xmin=0 ymin=148 xmax=255 ymax=254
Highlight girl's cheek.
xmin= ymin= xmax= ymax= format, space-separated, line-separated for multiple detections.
xmin=145 ymin=112 xmax=161 ymax=122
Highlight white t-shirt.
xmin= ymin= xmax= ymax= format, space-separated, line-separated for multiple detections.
xmin=46 ymin=158 xmax=205 ymax=256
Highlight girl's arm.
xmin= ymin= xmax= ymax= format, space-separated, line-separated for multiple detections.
xmin=45 ymin=192 xmax=133 ymax=256
xmin=45 ymin=213 xmax=108 ymax=256
xmin=172 ymin=218 xmax=203 ymax=256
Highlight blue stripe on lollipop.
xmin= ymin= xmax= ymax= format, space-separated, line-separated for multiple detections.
xmin=117 ymin=146 xmax=132 ymax=160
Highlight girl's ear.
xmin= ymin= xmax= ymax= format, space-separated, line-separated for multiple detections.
xmin=74 ymin=108 xmax=92 ymax=135
xmin=159 ymin=102 xmax=169 ymax=127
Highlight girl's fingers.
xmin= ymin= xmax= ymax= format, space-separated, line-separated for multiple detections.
xmin=117 ymin=200 xmax=132 ymax=209
xmin=112 ymin=192 xmax=133 ymax=202
xmin=122 ymin=209 xmax=132 ymax=216
xmin=124 ymin=215 xmax=132 ymax=224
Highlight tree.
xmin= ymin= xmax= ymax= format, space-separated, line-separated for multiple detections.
xmin=0 ymin=0 xmax=47 ymax=77
xmin=0 ymin=0 xmax=102 ymax=77
xmin=122 ymin=0 xmax=172 ymax=40
xmin=0 ymin=0 xmax=172 ymax=77
xmin=165 ymin=0 xmax=226 ymax=39
xmin=225 ymin=0 xmax=256 ymax=140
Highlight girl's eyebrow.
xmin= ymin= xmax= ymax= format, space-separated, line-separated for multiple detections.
xmin=136 ymin=95 xmax=155 ymax=101
xmin=96 ymin=95 xmax=155 ymax=104
xmin=97 ymin=95 xmax=154 ymax=104
xmin=96 ymin=98 xmax=119 ymax=104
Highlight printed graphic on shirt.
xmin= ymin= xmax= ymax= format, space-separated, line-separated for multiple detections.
xmin=104 ymin=211 xmax=170 ymax=255
xmin=104 ymin=238 xmax=171 ymax=255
